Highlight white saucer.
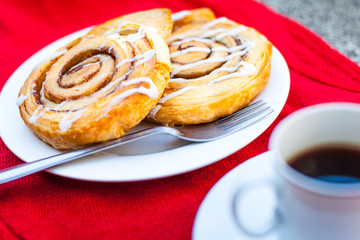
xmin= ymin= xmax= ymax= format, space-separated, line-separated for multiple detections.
xmin=192 ymin=151 xmax=279 ymax=240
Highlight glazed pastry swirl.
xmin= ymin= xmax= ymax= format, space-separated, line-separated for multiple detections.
xmin=168 ymin=24 xmax=253 ymax=83
xmin=148 ymin=9 xmax=272 ymax=126
xmin=18 ymin=18 xmax=171 ymax=149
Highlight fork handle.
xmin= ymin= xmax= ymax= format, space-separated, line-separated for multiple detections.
xmin=0 ymin=126 xmax=179 ymax=184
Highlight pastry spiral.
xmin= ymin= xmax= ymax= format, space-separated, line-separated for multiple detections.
xmin=148 ymin=8 xmax=272 ymax=126
xmin=17 ymin=9 xmax=172 ymax=149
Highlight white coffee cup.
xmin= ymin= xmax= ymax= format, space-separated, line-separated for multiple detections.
xmin=232 ymin=103 xmax=360 ymax=240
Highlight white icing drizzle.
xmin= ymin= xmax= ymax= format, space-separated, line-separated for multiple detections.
xmin=120 ymin=77 xmax=159 ymax=99
xmin=171 ymin=38 xmax=214 ymax=46
xmin=103 ymin=29 xmax=114 ymax=36
xmin=79 ymin=35 xmax=96 ymax=43
xmin=202 ymin=17 xmax=233 ymax=29
xmin=27 ymin=95 xmax=82 ymax=130
xmin=94 ymin=76 xmax=159 ymax=124
xmin=105 ymin=33 xmax=125 ymax=41
xmin=90 ymin=72 xmax=112 ymax=85
xmin=105 ymin=21 xmax=158 ymax=37
xmin=170 ymin=44 xmax=248 ymax=60
xmin=158 ymin=86 xmax=195 ymax=104
xmin=126 ymin=25 xmax=157 ymax=42
xmin=200 ymin=28 xmax=233 ymax=39
xmin=116 ymin=49 xmax=155 ymax=68
xmin=139 ymin=25 xmax=158 ymax=34
xmin=115 ymin=56 xmax=136 ymax=68
xmin=134 ymin=49 xmax=155 ymax=66
xmin=106 ymin=24 xmax=157 ymax=45
xmin=28 ymin=106 xmax=42 ymax=124
xmin=168 ymin=34 xmax=184 ymax=42
xmin=29 ymin=99 xmax=69 ymax=126
xmin=74 ymin=56 xmax=112 ymax=69
xmin=95 ymin=72 xmax=130 ymax=96
xmin=170 ymin=27 xmax=247 ymax=45
xmin=96 ymin=77 xmax=159 ymax=121
xmin=127 ymin=31 xmax=146 ymax=42
xmin=158 ymin=63 xmax=256 ymax=105
xmin=59 ymin=110 xmax=83 ymax=132
xmin=170 ymin=49 xmax=248 ymax=78
xmin=148 ymin=105 xmax=162 ymax=118
xmin=211 ymin=61 xmax=244 ymax=74
xmin=53 ymin=100 xmax=68 ymax=110
xmin=169 ymin=60 xmax=246 ymax=83
xmin=209 ymin=62 xmax=256 ymax=84
xmin=49 ymin=49 xmax=68 ymax=59
xmin=168 ymin=77 xmax=187 ymax=83
xmin=170 ymin=47 xmax=211 ymax=58
xmin=149 ymin=87 xmax=196 ymax=117
xmin=115 ymin=21 xmax=134 ymax=33
xmin=16 ymin=92 xmax=30 ymax=106
xmin=245 ymin=41 xmax=256 ymax=49
xmin=202 ymin=27 xmax=246 ymax=39
xmin=213 ymin=26 xmax=247 ymax=41
xmin=171 ymin=10 xmax=191 ymax=21
xmin=211 ymin=44 xmax=247 ymax=53
xmin=29 ymin=106 xmax=50 ymax=124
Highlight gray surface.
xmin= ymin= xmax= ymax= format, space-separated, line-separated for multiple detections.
xmin=257 ymin=0 xmax=360 ymax=65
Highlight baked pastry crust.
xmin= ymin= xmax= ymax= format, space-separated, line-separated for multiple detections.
xmin=87 ymin=8 xmax=173 ymax=41
xmin=148 ymin=8 xmax=272 ymax=126
xmin=171 ymin=8 xmax=215 ymax=32
xmin=17 ymin=9 xmax=172 ymax=149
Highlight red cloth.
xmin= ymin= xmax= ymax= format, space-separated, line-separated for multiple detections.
xmin=1 ymin=0 xmax=360 ymax=239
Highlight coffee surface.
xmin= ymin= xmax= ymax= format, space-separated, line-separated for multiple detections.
xmin=288 ymin=144 xmax=360 ymax=183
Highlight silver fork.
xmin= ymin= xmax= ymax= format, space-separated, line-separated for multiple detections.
xmin=0 ymin=100 xmax=273 ymax=184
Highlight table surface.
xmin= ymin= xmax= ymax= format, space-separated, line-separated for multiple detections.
xmin=259 ymin=0 xmax=360 ymax=65
xmin=1 ymin=1 xmax=360 ymax=240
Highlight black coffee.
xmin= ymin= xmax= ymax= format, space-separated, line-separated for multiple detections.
xmin=288 ymin=144 xmax=360 ymax=183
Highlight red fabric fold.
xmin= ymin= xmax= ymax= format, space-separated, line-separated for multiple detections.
xmin=0 ymin=0 xmax=359 ymax=239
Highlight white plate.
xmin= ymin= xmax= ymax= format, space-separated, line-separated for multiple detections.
xmin=192 ymin=151 xmax=279 ymax=240
xmin=0 ymin=28 xmax=290 ymax=182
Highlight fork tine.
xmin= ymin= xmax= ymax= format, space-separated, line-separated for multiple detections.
xmin=220 ymin=105 xmax=274 ymax=131
xmin=217 ymin=101 xmax=274 ymax=131
xmin=216 ymin=100 xmax=269 ymax=128
xmin=216 ymin=100 xmax=266 ymax=124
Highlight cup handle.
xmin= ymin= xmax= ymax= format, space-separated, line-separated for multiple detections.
xmin=232 ymin=179 xmax=282 ymax=237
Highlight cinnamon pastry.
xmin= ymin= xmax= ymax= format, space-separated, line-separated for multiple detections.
xmin=148 ymin=8 xmax=272 ymax=126
xmin=17 ymin=9 xmax=172 ymax=149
